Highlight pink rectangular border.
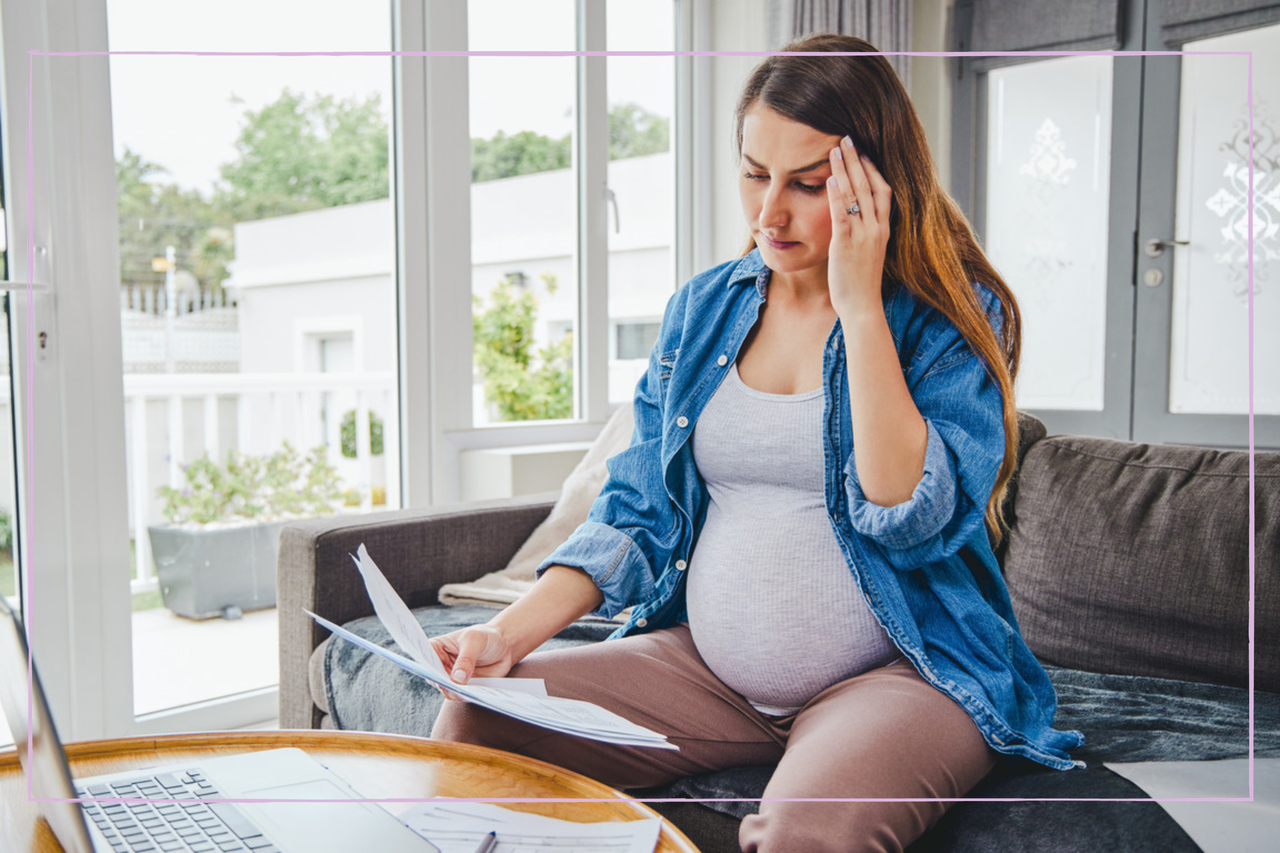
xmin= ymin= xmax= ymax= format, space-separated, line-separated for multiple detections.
xmin=20 ymin=48 xmax=1259 ymax=809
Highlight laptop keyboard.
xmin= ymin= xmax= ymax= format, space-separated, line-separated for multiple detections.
xmin=77 ymin=770 xmax=280 ymax=853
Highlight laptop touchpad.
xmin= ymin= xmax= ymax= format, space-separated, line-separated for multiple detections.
xmin=240 ymin=778 xmax=349 ymax=798
xmin=241 ymin=780 xmax=410 ymax=848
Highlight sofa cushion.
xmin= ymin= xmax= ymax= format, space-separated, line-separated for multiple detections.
xmin=1002 ymin=435 xmax=1280 ymax=692
xmin=320 ymin=605 xmax=615 ymax=735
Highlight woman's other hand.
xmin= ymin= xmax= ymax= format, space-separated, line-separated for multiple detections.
xmin=429 ymin=624 xmax=517 ymax=700
xmin=826 ymin=135 xmax=892 ymax=315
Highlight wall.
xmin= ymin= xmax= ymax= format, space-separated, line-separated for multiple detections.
xmin=709 ymin=0 xmax=770 ymax=265
xmin=911 ymin=0 xmax=954 ymax=191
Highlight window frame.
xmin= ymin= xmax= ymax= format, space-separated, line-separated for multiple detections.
xmin=2 ymin=0 xmax=700 ymax=738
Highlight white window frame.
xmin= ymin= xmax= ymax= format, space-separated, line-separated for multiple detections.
xmin=1 ymin=0 xmax=705 ymax=739
xmin=414 ymin=0 xmax=704 ymax=504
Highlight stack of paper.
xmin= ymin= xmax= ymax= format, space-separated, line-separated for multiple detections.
xmin=306 ymin=544 xmax=675 ymax=750
xmin=397 ymin=801 xmax=662 ymax=853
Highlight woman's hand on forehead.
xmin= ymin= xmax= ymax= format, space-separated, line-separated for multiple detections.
xmin=825 ymin=135 xmax=892 ymax=316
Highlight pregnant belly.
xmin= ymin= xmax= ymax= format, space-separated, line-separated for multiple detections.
xmin=684 ymin=504 xmax=898 ymax=710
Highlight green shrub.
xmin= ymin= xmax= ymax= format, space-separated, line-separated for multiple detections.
xmin=157 ymin=442 xmax=347 ymax=525
xmin=473 ymin=274 xmax=573 ymax=421
xmin=340 ymin=409 xmax=384 ymax=458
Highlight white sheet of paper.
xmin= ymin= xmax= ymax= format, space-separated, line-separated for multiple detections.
xmin=305 ymin=607 xmax=673 ymax=749
xmin=351 ymin=543 xmax=445 ymax=673
xmin=1105 ymin=758 xmax=1280 ymax=853
xmin=397 ymin=802 xmax=661 ymax=853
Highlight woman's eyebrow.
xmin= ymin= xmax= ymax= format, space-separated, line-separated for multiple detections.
xmin=742 ymin=153 xmax=832 ymax=175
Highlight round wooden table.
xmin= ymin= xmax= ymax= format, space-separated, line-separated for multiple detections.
xmin=0 ymin=730 xmax=700 ymax=852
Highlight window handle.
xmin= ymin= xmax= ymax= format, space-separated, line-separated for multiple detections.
xmin=1144 ymin=237 xmax=1190 ymax=258
xmin=606 ymin=187 xmax=620 ymax=234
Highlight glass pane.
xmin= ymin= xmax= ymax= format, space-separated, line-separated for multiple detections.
xmin=985 ymin=56 xmax=1114 ymax=410
xmin=469 ymin=0 xmax=578 ymax=425
xmin=1169 ymin=25 xmax=1280 ymax=415
xmin=606 ymin=0 xmax=676 ymax=405
xmin=107 ymin=0 xmax=399 ymax=716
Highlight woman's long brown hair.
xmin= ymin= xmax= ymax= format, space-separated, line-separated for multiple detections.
xmin=735 ymin=33 xmax=1023 ymax=544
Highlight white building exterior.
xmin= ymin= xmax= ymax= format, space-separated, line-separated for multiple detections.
xmin=227 ymin=151 xmax=676 ymax=418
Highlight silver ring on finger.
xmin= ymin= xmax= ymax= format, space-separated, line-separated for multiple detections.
xmin=846 ymin=202 xmax=861 ymax=216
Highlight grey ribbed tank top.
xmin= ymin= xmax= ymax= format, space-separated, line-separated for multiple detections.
xmin=686 ymin=363 xmax=899 ymax=715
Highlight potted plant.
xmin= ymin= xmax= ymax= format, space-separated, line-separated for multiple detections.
xmin=150 ymin=442 xmax=350 ymax=619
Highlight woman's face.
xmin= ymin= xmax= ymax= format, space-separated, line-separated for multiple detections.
xmin=738 ymin=103 xmax=843 ymax=281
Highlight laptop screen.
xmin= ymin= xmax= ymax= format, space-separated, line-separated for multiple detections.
xmin=0 ymin=596 xmax=96 ymax=852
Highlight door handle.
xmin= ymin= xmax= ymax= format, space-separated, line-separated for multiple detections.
xmin=1143 ymin=237 xmax=1190 ymax=258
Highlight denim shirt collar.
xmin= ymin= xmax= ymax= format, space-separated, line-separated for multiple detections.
xmin=725 ymin=249 xmax=770 ymax=299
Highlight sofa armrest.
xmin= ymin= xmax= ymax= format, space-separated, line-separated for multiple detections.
xmin=277 ymin=491 xmax=558 ymax=728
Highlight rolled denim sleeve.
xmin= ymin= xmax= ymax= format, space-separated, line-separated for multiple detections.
xmin=844 ymin=337 xmax=1005 ymax=571
xmin=845 ymin=417 xmax=957 ymax=550
xmin=536 ymin=521 xmax=656 ymax=620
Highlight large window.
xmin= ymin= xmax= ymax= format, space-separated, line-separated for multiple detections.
xmin=3 ymin=0 xmax=691 ymax=740
xmin=106 ymin=0 xmax=400 ymax=720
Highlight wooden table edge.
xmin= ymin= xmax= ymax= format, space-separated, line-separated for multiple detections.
xmin=1 ymin=730 xmax=702 ymax=852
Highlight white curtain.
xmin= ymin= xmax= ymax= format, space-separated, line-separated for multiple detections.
xmin=766 ymin=0 xmax=912 ymax=86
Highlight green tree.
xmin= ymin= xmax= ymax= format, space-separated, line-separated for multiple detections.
xmin=608 ymin=101 xmax=670 ymax=160
xmin=473 ymin=275 xmax=573 ymax=421
xmin=116 ymin=147 xmax=232 ymax=290
xmin=470 ymin=102 xmax=670 ymax=183
xmin=471 ymin=130 xmax=571 ymax=183
xmin=215 ymin=89 xmax=390 ymax=222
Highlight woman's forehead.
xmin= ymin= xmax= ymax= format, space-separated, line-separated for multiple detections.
xmin=740 ymin=105 xmax=840 ymax=167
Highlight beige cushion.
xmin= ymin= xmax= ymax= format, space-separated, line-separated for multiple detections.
xmin=436 ymin=403 xmax=635 ymax=616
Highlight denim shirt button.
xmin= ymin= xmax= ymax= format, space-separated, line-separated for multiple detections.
xmin=635 ymin=618 xmax=648 ymax=628
xmin=717 ymin=355 xmax=728 ymax=366
xmin=676 ymin=416 xmax=689 ymax=428
xmin=675 ymin=559 xmax=687 ymax=570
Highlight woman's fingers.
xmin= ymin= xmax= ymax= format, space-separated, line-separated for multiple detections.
xmin=828 ymin=136 xmax=878 ymax=227
xmin=448 ymin=627 xmax=491 ymax=684
xmin=860 ymin=154 xmax=892 ymax=229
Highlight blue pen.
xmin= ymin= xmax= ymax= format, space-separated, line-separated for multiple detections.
xmin=474 ymin=830 xmax=498 ymax=853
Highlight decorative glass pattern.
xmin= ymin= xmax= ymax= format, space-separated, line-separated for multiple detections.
xmin=985 ymin=57 xmax=1114 ymax=411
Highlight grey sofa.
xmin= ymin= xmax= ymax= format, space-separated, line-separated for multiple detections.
xmin=279 ymin=414 xmax=1280 ymax=852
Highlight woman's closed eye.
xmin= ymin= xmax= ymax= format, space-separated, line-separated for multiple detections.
xmin=742 ymin=172 xmax=827 ymax=195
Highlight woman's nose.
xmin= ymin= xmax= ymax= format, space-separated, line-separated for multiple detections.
xmin=759 ymin=185 xmax=788 ymax=227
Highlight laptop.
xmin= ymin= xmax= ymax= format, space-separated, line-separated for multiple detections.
xmin=0 ymin=596 xmax=439 ymax=853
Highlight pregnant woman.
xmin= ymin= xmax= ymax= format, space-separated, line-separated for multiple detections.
xmin=431 ymin=33 xmax=1082 ymax=853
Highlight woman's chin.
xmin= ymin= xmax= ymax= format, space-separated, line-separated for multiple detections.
xmin=758 ymin=244 xmax=819 ymax=273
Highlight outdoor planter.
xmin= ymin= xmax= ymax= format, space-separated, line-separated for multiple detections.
xmin=152 ymin=442 xmax=351 ymax=619
xmin=149 ymin=520 xmax=289 ymax=620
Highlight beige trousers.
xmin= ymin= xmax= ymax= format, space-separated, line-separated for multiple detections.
xmin=432 ymin=624 xmax=997 ymax=853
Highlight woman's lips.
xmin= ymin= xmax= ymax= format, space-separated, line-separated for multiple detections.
xmin=760 ymin=234 xmax=800 ymax=250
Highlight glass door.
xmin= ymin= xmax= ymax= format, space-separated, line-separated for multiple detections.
xmin=956 ymin=0 xmax=1278 ymax=448
xmin=1132 ymin=19 xmax=1280 ymax=447
xmin=105 ymin=0 xmax=402 ymax=727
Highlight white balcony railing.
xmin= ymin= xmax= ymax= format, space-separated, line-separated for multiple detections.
xmin=124 ymin=371 xmax=398 ymax=591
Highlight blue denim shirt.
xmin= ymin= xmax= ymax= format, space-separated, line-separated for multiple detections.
xmin=539 ymin=249 xmax=1085 ymax=770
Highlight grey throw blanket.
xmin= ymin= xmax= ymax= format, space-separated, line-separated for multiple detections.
xmin=325 ymin=609 xmax=1280 ymax=852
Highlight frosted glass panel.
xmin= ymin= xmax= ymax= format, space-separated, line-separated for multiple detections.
xmin=986 ymin=57 xmax=1114 ymax=410
xmin=1169 ymin=25 xmax=1280 ymax=415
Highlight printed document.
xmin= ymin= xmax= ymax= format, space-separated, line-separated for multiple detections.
xmin=305 ymin=543 xmax=675 ymax=750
